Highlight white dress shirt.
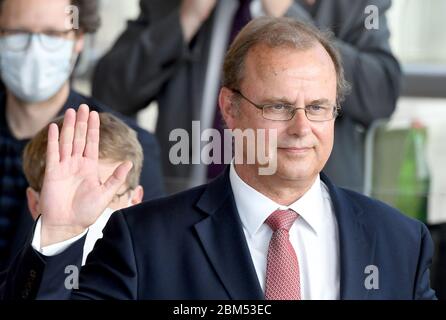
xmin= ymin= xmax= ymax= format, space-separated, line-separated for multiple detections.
xmin=229 ymin=164 xmax=340 ymax=299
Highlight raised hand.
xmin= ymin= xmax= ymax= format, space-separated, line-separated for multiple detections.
xmin=39 ymin=105 xmax=133 ymax=247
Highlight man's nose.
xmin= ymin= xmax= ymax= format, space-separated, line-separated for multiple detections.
xmin=286 ymin=96 xmax=312 ymax=137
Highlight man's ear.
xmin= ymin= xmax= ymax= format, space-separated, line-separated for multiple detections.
xmin=26 ymin=187 xmax=40 ymax=221
xmin=129 ymin=185 xmax=144 ymax=206
xmin=218 ymin=87 xmax=238 ymax=130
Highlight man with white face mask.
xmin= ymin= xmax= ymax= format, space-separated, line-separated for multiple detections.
xmin=21 ymin=111 xmax=144 ymax=299
xmin=0 ymin=0 xmax=165 ymax=271
xmin=0 ymin=24 xmax=76 ymax=103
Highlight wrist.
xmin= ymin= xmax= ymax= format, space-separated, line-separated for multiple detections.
xmin=40 ymin=222 xmax=86 ymax=247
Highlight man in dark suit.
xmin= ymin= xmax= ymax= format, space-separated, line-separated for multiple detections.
xmin=92 ymin=0 xmax=401 ymax=193
xmin=1 ymin=17 xmax=433 ymax=300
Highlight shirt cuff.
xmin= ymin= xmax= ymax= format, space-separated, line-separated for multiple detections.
xmin=31 ymin=217 xmax=88 ymax=256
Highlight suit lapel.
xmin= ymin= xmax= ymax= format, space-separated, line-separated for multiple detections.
xmin=321 ymin=173 xmax=377 ymax=299
xmin=194 ymin=170 xmax=264 ymax=300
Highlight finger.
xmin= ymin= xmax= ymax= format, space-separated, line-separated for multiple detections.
xmin=46 ymin=123 xmax=60 ymax=168
xmin=84 ymin=110 xmax=100 ymax=160
xmin=59 ymin=108 xmax=76 ymax=161
xmin=72 ymin=104 xmax=89 ymax=156
xmin=102 ymin=161 xmax=133 ymax=203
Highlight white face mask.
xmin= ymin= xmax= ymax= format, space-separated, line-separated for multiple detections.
xmin=0 ymin=34 xmax=76 ymax=103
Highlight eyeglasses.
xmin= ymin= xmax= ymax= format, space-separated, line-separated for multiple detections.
xmin=231 ymin=89 xmax=340 ymax=122
xmin=0 ymin=29 xmax=74 ymax=51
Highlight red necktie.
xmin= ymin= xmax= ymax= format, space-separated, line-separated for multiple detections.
xmin=264 ymin=209 xmax=301 ymax=300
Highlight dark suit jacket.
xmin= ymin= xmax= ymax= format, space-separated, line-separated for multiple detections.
xmin=92 ymin=0 xmax=401 ymax=192
xmin=0 ymin=171 xmax=435 ymax=300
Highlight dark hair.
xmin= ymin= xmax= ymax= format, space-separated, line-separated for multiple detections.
xmin=223 ymin=17 xmax=351 ymax=106
xmin=0 ymin=0 xmax=101 ymax=33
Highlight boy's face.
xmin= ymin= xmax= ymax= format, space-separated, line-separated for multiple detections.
xmin=26 ymin=160 xmax=144 ymax=220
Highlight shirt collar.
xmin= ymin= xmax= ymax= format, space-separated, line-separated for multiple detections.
xmin=229 ymin=163 xmax=327 ymax=237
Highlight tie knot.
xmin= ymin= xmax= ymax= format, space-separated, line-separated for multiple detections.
xmin=265 ymin=209 xmax=298 ymax=232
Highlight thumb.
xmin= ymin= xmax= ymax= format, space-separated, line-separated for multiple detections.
xmin=102 ymin=161 xmax=134 ymax=202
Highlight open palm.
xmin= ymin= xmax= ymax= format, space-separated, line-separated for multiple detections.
xmin=39 ymin=105 xmax=132 ymax=245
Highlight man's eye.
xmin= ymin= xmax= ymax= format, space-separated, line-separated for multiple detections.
xmin=307 ymin=105 xmax=325 ymax=112
xmin=271 ymin=104 xmax=289 ymax=111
